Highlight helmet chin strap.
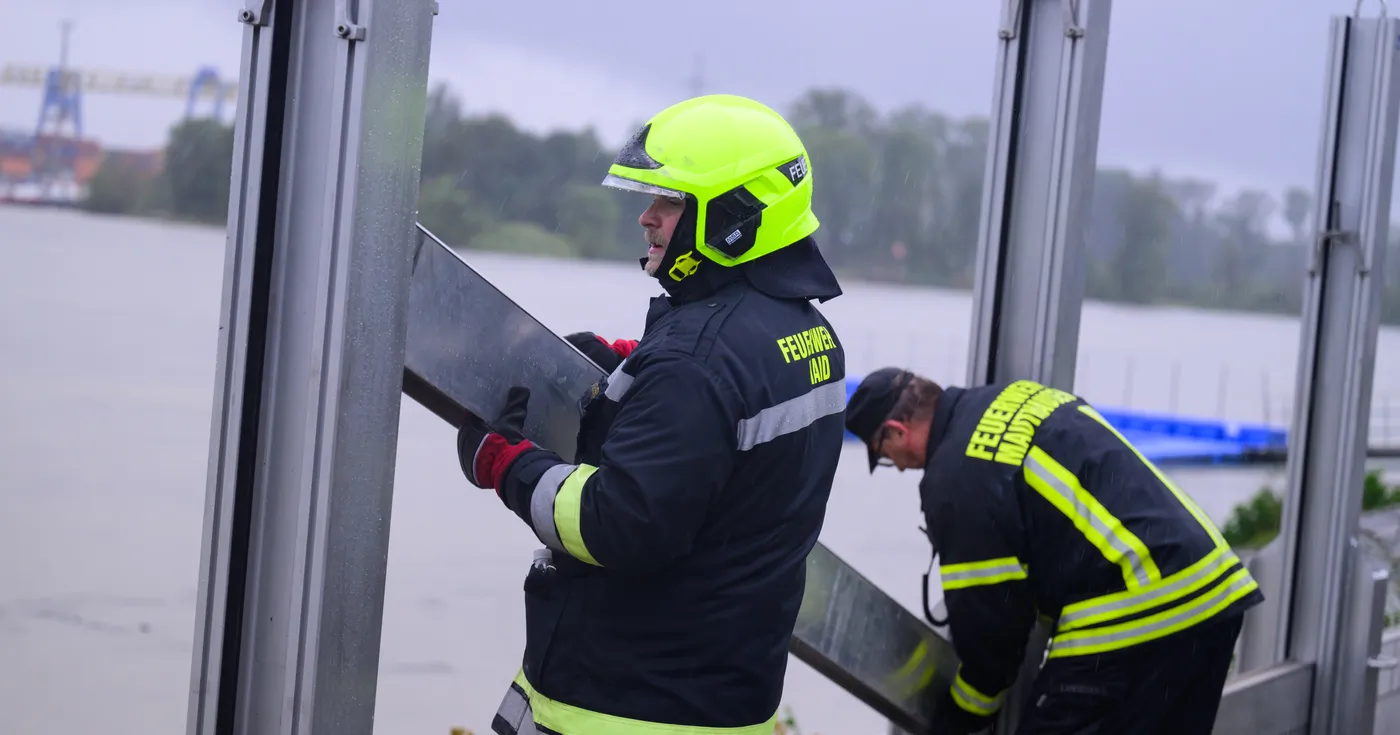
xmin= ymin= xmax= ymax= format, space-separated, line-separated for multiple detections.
xmin=638 ymin=196 xmax=746 ymax=302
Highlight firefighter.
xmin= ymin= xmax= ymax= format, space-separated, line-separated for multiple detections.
xmin=845 ymin=367 xmax=1264 ymax=735
xmin=457 ymin=93 xmax=849 ymax=735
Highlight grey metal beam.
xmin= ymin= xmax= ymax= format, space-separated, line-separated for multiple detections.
xmin=1273 ymin=12 xmax=1400 ymax=735
xmin=185 ymin=1 xmax=436 ymax=734
xmin=965 ymin=1 xmax=1112 ymax=732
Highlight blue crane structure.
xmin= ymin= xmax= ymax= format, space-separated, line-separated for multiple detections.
xmin=0 ymin=22 xmax=238 ymax=200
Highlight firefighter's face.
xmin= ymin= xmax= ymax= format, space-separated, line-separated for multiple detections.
xmin=639 ymin=195 xmax=686 ymax=276
xmin=876 ymin=419 xmax=929 ymax=472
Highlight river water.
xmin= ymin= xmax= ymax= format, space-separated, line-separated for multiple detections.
xmin=3 ymin=204 xmax=1400 ymax=734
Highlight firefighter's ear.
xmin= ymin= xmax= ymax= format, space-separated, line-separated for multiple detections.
xmin=881 ymin=419 xmax=908 ymax=443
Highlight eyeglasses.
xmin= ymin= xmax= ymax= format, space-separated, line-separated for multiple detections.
xmin=873 ymin=429 xmax=895 ymax=468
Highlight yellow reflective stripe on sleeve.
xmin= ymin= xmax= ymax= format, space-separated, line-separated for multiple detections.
xmin=1057 ymin=546 xmax=1240 ymax=633
xmin=950 ymin=668 xmax=1005 ymax=716
xmin=1048 ymin=568 xmax=1260 ymax=658
xmin=1023 ymin=447 xmax=1161 ymax=589
xmin=1077 ymin=405 xmax=1228 ymax=549
xmin=512 ymin=669 xmax=778 ymax=735
xmin=941 ymin=557 xmax=1028 ymax=590
xmin=552 ymin=463 xmax=601 ymax=566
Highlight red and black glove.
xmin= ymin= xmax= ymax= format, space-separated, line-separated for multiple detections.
xmin=457 ymin=386 xmax=535 ymax=493
xmin=564 ymin=331 xmax=637 ymax=373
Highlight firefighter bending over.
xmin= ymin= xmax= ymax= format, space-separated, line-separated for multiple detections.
xmin=845 ymin=368 xmax=1263 ymax=735
xmin=457 ymin=94 xmax=849 ymax=734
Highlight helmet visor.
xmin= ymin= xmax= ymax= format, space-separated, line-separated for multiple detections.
xmin=601 ymin=173 xmax=686 ymax=202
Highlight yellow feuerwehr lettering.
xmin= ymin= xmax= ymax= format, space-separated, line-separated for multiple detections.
xmin=966 ymin=431 xmax=999 ymax=460
xmin=992 ymin=387 xmax=1080 ymax=465
xmin=777 ymin=324 xmax=838 ymax=367
xmin=977 ymin=417 xmax=1008 ymax=435
xmin=967 ymin=383 xmax=1035 ymax=460
xmin=967 ymin=380 xmax=1056 ymax=463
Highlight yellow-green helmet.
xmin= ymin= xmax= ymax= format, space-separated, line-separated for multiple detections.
xmin=601 ymin=94 xmax=819 ymax=268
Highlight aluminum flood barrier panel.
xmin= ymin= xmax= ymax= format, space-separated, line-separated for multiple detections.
xmin=402 ymin=225 xmax=599 ymax=453
xmin=400 ymin=224 xmax=957 ymax=733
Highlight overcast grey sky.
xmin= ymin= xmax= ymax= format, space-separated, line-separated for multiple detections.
xmin=0 ymin=0 xmax=1373 ymax=198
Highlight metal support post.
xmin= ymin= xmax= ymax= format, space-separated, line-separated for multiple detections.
xmin=185 ymin=1 xmax=436 ymax=733
xmin=963 ymin=1 xmax=1113 ymax=732
xmin=967 ymin=0 xmax=1111 ymax=390
xmin=1274 ymin=13 xmax=1400 ymax=735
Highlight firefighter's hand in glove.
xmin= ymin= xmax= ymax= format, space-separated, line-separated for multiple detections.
xmin=929 ymin=687 xmax=995 ymax=735
xmin=457 ymin=386 xmax=535 ymax=493
xmin=564 ymin=331 xmax=637 ymax=373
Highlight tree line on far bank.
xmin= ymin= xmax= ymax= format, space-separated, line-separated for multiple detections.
xmin=82 ymin=81 xmax=1400 ymax=325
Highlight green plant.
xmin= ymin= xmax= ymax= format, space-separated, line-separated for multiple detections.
xmin=1362 ymin=469 xmax=1400 ymax=510
xmin=773 ymin=705 xmax=817 ymax=735
xmin=1222 ymin=487 xmax=1285 ymax=549
xmin=1222 ymin=469 xmax=1400 ymax=551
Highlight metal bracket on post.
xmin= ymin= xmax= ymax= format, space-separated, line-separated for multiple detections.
xmin=237 ymin=0 xmax=272 ymax=26
xmin=335 ymin=0 xmax=367 ymax=41
xmin=999 ymin=0 xmax=1025 ymax=40
xmin=1310 ymin=197 xmax=1371 ymax=276
xmin=1311 ymin=224 xmax=1367 ymax=276
xmin=1371 ymin=653 xmax=1400 ymax=669
xmin=1354 ymin=0 xmax=1392 ymax=19
xmin=1063 ymin=0 xmax=1085 ymax=39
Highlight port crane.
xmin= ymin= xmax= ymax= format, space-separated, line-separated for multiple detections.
xmin=0 ymin=21 xmax=237 ymax=202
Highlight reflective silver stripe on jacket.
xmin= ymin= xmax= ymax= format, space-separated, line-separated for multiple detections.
xmin=603 ymin=358 xmax=633 ymax=402
xmin=494 ymin=684 xmax=542 ymax=735
xmin=736 ymin=381 xmax=847 ymax=451
xmin=529 ymin=463 xmax=576 ymax=553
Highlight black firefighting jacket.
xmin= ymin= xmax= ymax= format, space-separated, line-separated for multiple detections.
xmin=921 ymin=380 xmax=1264 ymax=721
xmin=491 ymin=242 xmax=847 ymax=734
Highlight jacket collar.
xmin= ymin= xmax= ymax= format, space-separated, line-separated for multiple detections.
xmin=923 ymin=386 xmax=965 ymax=466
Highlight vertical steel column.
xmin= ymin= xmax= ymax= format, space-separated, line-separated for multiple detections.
xmin=966 ymin=0 xmax=1112 ymax=391
xmin=1274 ymin=12 xmax=1400 ymax=735
xmin=964 ymin=1 xmax=1112 ymax=732
xmin=185 ymin=1 xmax=436 ymax=734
